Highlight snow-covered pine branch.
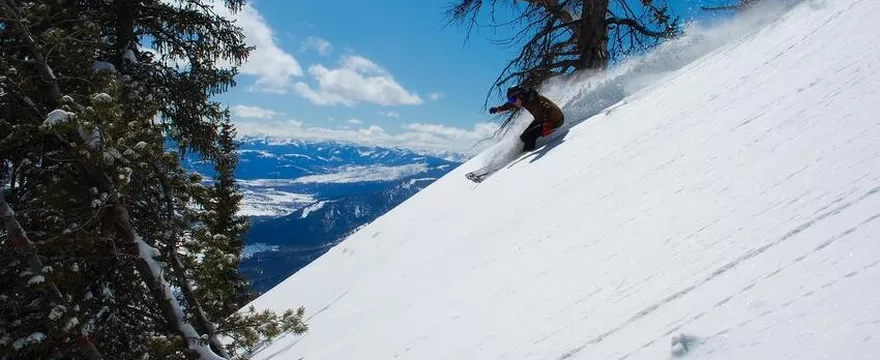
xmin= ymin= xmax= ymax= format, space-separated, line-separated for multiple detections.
xmin=1 ymin=0 xmax=308 ymax=358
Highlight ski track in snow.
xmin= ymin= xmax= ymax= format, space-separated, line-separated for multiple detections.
xmin=571 ymin=186 xmax=880 ymax=360
xmin=244 ymin=0 xmax=880 ymax=359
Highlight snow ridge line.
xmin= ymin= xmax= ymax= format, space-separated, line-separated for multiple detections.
xmin=556 ymin=185 xmax=880 ymax=360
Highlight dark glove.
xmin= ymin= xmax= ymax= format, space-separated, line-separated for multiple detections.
xmin=542 ymin=122 xmax=553 ymax=136
xmin=489 ymin=107 xmax=499 ymax=114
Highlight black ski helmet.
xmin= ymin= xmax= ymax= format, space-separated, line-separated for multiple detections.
xmin=506 ymin=85 xmax=526 ymax=99
xmin=506 ymin=85 xmax=534 ymax=102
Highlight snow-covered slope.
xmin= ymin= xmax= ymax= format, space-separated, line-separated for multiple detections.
xmin=245 ymin=0 xmax=880 ymax=359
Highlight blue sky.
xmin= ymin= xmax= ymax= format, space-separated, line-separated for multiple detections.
xmin=211 ymin=0 xmax=731 ymax=153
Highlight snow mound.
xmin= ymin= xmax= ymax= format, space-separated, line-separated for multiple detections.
xmin=244 ymin=0 xmax=880 ymax=359
xmin=42 ymin=109 xmax=74 ymax=128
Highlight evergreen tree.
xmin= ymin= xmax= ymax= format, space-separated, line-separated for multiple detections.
xmin=0 ymin=0 xmax=307 ymax=358
xmin=196 ymin=117 xmax=253 ymax=320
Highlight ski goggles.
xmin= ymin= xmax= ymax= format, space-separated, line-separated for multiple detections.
xmin=507 ymin=96 xmax=517 ymax=104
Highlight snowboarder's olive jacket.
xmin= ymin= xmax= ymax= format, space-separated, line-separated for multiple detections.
xmin=498 ymin=92 xmax=565 ymax=127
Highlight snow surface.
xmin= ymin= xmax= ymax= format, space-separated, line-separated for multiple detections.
xmin=238 ymin=188 xmax=315 ymax=217
xmin=246 ymin=0 xmax=880 ymax=359
xmin=242 ymin=243 xmax=281 ymax=259
xmin=42 ymin=109 xmax=74 ymax=128
xmin=123 ymin=49 xmax=138 ymax=64
xmin=13 ymin=333 xmax=45 ymax=350
xmin=92 ymin=60 xmax=117 ymax=73
xmin=283 ymin=153 xmax=314 ymax=160
xmin=238 ymin=149 xmax=280 ymax=159
xmin=301 ymin=201 xmax=329 ymax=218
xmin=291 ymin=163 xmax=430 ymax=184
xmin=91 ymin=93 xmax=112 ymax=103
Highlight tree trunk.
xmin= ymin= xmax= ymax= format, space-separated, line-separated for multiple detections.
xmin=169 ymin=245 xmax=231 ymax=358
xmin=577 ymin=0 xmax=611 ymax=70
xmin=113 ymin=0 xmax=136 ymax=66
xmin=155 ymin=173 xmax=231 ymax=358
xmin=104 ymin=191 xmax=224 ymax=360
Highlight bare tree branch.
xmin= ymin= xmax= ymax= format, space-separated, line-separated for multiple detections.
xmin=518 ymin=0 xmax=577 ymax=30
xmin=446 ymin=0 xmax=680 ymax=115
xmin=606 ymin=17 xmax=673 ymax=38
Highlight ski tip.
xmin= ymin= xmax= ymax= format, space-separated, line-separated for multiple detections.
xmin=465 ymin=172 xmax=485 ymax=183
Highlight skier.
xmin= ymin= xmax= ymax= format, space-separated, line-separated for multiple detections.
xmin=489 ymin=85 xmax=565 ymax=152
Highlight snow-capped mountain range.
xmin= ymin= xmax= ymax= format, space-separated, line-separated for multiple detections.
xmin=183 ymin=139 xmax=465 ymax=293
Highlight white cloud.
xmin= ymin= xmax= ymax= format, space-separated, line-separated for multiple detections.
xmin=197 ymin=3 xmax=422 ymax=103
xmin=347 ymin=118 xmax=363 ymax=125
xmin=428 ymin=92 xmax=445 ymax=101
xmin=379 ymin=111 xmax=400 ymax=118
xmin=231 ymin=105 xmax=282 ymax=119
xmin=293 ymin=55 xmax=423 ymax=107
xmin=403 ymin=123 xmax=480 ymax=139
xmin=233 ymin=118 xmax=498 ymax=154
xmin=301 ymin=36 xmax=333 ymax=56
xmin=208 ymin=0 xmax=303 ymax=91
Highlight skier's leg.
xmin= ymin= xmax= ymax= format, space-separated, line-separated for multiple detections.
xmin=520 ymin=119 xmax=543 ymax=152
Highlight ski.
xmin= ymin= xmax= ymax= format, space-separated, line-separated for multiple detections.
xmin=465 ymin=170 xmax=493 ymax=183
xmin=465 ymin=128 xmax=569 ymax=184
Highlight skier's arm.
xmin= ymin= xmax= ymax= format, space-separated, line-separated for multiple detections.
xmin=489 ymin=102 xmax=514 ymax=114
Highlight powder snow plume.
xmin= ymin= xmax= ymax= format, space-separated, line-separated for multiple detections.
xmin=474 ymin=0 xmax=804 ymax=171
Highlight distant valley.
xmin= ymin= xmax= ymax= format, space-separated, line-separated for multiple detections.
xmin=184 ymin=138 xmax=464 ymax=293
